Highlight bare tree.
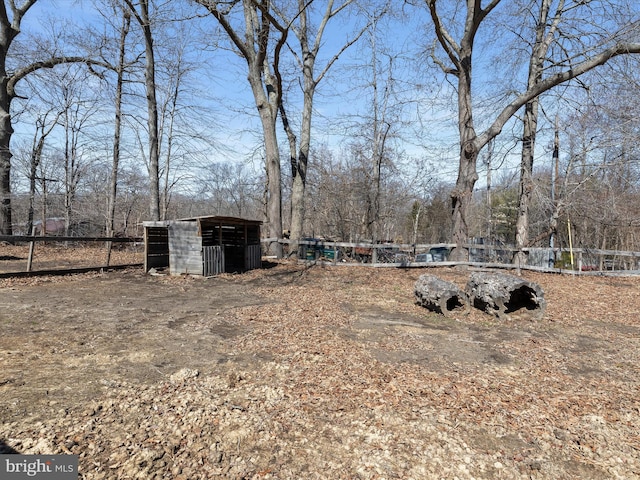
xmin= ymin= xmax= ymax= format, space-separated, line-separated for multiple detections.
xmin=546 ymin=80 xmax=640 ymax=260
xmin=302 ymin=141 xmax=411 ymax=244
xmin=424 ymin=0 xmax=640 ymax=260
xmin=107 ymin=4 xmax=131 ymax=238
xmin=511 ymin=0 xmax=640 ymax=264
xmin=25 ymin=111 xmax=61 ymax=235
xmin=326 ymin=6 xmax=417 ymax=246
xmin=365 ymin=21 xmax=393 ymax=245
xmin=52 ymin=68 xmax=101 ymax=235
xmin=275 ymin=0 xmax=374 ymax=255
xmin=123 ymin=0 xmax=161 ymax=221
xmin=156 ymin=20 xmax=209 ymax=221
xmin=198 ymin=161 xmax=262 ymax=218
xmin=159 ymin=47 xmax=183 ymax=221
xmin=194 ymin=0 xmax=287 ymax=257
xmin=12 ymin=56 xmax=107 ymax=237
xmin=0 ymin=0 xmax=110 ymax=234
xmin=512 ymin=0 xmax=561 ymax=263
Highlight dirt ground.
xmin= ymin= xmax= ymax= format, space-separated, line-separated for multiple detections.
xmin=0 ymin=246 xmax=639 ymax=479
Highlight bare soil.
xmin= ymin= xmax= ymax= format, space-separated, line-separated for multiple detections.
xmin=1 ymin=248 xmax=639 ymax=479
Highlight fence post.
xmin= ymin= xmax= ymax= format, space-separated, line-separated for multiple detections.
xmin=577 ymin=250 xmax=583 ymax=272
xmin=26 ymin=227 xmax=36 ymax=272
xmin=105 ymin=240 xmax=113 ymax=267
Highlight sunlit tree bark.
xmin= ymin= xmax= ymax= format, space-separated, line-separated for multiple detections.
xmin=124 ymin=0 xmax=160 ymax=221
xmin=195 ymin=0 xmax=287 ymax=257
xmin=107 ymin=6 xmax=130 ymax=237
xmin=424 ymin=0 xmax=640 ymax=261
xmin=277 ymin=0 xmax=371 ymax=255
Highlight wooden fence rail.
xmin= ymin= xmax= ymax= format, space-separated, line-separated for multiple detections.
xmin=0 ymin=235 xmax=143 ymax=277
xmin=0 ymin=235 xmax=142 ymax=243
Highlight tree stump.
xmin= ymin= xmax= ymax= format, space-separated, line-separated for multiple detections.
xmin=414 ymin=274 xmax=470 ymax=317
xmin=466 ymin=272 xmax=546 ymax=320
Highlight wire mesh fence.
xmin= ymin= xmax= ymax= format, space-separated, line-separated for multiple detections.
xmin=265 ymin=238 xmax=640 ymax=275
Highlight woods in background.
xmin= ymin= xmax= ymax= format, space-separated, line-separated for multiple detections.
xmin=2 ymin=0 xmax=640 ymax=260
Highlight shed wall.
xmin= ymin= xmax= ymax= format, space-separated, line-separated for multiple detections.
xmin=169 ymin=221 xmax=203 ymax=275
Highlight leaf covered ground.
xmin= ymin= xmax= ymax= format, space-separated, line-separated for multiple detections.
xmin=1 ymin=257 xmax=639 ymax=479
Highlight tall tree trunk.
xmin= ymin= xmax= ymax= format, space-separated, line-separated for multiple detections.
xmin=450 ymin=141 xmax=479 ymax=261
xmin=282 ymin=0 xmax=367 ymax=254
xmin=0 ymin=83 xmax=14 ymax=235
xmin=161 ymin=44 xmax=186 ymax=221
xmin=141 ymin=0 xmax=160 ymax=221
xmin=288 ymin=1 xmax=314 ymax=254
xmin=250 ymin=72 xmax=283 ymax=257
xmin=125 ymin=0 xmax=160 ymax=220
xmin=450 ymin=55 xmax=479 ymax=261
xmin=108 ymin=9 xmax=129 ymax=237
xmin=63 ymin=112 xmax=78 ymax=236
xmin=371 ymin=122 xmax=391 ymax=244
xmin=367 ymin=21 xmax=392 ymax=246
xmin=513 ymin=97 xmax=539 ymax=264
xmin=264 ymin=124 xmax=283 ymax=255
xmin=161 ymin=88 xmax=178 ymax=221
xmin=514 ymin=0 xmax=557 ymax=264
xmin=369 ymin=31 xmax=381 ymax=245
xmin=0 ymin=1 xmax=19 ymax=236
xmin=106 ymin=8 xmax=130 ymax=265
xmin=196 ymin=0 xmax=285 ymax=257
xmin=27 ymin=117 xmax=55 ymax=235
xmin=288 ymin=86 xmax=311 ymax=251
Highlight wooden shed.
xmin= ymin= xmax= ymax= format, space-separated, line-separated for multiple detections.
xmin=143 ymin=216 xmax=262 ymax=276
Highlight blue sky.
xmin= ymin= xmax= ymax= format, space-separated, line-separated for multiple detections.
xmin=14 ymin=0 xmax=625 ymax=196
xmin=11 ymin=2 xmax=466 ymax=164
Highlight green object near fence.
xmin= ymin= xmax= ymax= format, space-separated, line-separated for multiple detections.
xmin=554 ymin=251 xmax=573 ymax=269
xmin=323 ymin=248 xmax=336 ymax=260
xmin=300 ymin=241 xmax=337 ymax=261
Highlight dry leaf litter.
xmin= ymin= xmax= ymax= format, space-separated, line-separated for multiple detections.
xmin=0 ymin=256 xmax=639 ymax=479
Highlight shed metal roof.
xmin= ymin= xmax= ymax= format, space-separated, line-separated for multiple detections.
xmin=143 ymin=215 xmax=262 ymax=228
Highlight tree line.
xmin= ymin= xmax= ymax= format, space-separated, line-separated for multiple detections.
xmin=2 ymin=0 xmax=640 ymax=264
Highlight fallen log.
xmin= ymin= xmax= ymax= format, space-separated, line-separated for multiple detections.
xmin=414 ymin=274 xmax=470 ymax=317
xmin=466 ymin=271 xmax=545 ymax=320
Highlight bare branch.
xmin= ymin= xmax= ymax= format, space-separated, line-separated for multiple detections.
xmin=8 ymin=57 xmax=113 ymax=97
xmin=194 ymin=0 xmax=252 ymax=60
xmin=425 ymin=0 xmax=462 ymax=71
xmin=478 ymin=42 xmax=640 ymax=149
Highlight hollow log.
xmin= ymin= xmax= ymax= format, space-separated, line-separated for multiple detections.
xmin=466 ymin=271 xmax=545 ymax=320
xmin=414 ymin=274 xmax=470 ymax=317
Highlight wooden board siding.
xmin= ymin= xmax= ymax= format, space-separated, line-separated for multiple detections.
xmin=201 ymin=227 xmax=219 ymax=247
xmin=246 ymin=244 xmax=262 ymax=270
xmin=168 ymin=221 xmax=203 ymax=275
xmin=144 ymin=227 xmax=169 ymax=271
xmin=203 ymin=246 xmax=224 ymax=276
